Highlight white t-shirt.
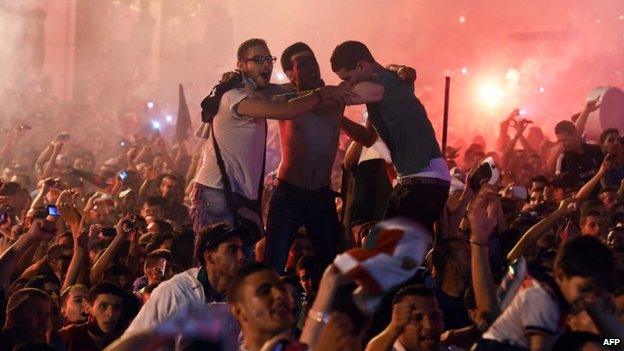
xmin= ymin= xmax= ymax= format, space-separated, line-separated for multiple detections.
xmin=358 ymin=139 xmax=392 ymax=164
xmin=195 ymin=88 xmax=266 ymax=200
xmin=482 ymin=277 xmax=563 ymax=348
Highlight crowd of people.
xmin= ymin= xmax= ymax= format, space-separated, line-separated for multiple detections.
xmin=0 ymin=37 xmax=623 ymax=351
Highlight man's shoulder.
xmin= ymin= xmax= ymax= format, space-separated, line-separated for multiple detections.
xmin=372 ymin=69 xmax=401 ymax=87
xmin=160 ymin=268 xmax=201 ymax=289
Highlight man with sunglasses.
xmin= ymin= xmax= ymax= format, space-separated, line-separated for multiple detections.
xmin=191 ymin=39 xmax=346 ymax=238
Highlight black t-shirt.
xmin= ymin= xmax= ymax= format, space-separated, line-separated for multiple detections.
xmin=556 ymin=143 xmax=604 ymax=183
xmin=434 ymin=287 xmax=472 ymax=330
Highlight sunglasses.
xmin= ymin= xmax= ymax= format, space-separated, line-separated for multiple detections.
xmin=241 ymin=55 xmax=276 ymax=65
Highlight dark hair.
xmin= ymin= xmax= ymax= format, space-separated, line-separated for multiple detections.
xmin=227 ymin=262 xmax=274 ymax=303
xmin=5 ymin=288 xmax=50 ymax=324
xmin=280 ymin=274 xmax=300 ymax=290
xmin=580 ymin=210 xmax=602 ymax=225
xmin=555 ymin=236 xmax=615 ymax=291
xmin=151 ymin=220 xmax=174 ymax=235
xmin=194 ymin=223 xmax=243 ymax=265
xmin=552 ymin=332 xmax=602 ymax=351
xmin=280 ymin=42 xmax=313 ymax=72
xmin=0 ymin=182 xmax=22 ymax=196
xmin=392 ymin=284 xmax=435 ymax=305
xmin=529 ymin=175 xmax=549 ymax=186
xmin=295 ymin=254 xmax=320 ymax=273
xmin=26 ymin=274 xmax=61 ymax=291
xmin=599 ymin=128 xmax=620 ymax=144
xmin=432 ymin=238 xmax=467 ymax=281
xmin=56 ymin=230 xmax=73 ymax=243
xmin=88 ymin=281 xmax=125 ymax=304
xmin=144 ymin=195 xmax=167 ymax=209
xmin=147 ymin=232 xmax=174 ymax=253
xmin=330 ymin=40 xmax=375 ymax=72
xmin=237 ymin=38 xmax=268 ymax=61
xmin=554 ymin=120 xmax=577 ymax=135
xmin=146 ymin=248 xmax=173 ymax=261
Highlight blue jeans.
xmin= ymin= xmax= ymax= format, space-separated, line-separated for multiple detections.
xmin=264 ymin=179 xmax=340 ymax=273
xmin=190 ymin=183 xmax=234 ymax=233
xmin=189 ymin=183 xmax=254 ymax=259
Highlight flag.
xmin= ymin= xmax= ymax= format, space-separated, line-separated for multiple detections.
xmin=176 ymin=84 xmax=192 ymax=143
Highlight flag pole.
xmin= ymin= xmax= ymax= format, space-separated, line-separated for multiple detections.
xmin=442 ymin=76 xmax=450 ymax=157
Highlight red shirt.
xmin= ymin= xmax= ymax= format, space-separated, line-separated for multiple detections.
xmin=59 ymin=321 xmax=119 ymax=351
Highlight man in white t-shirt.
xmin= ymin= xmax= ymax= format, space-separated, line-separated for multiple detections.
xmin=190 ymin=38 xmax=346 ymax=236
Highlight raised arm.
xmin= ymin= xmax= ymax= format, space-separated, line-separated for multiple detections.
xmin=40 ymin=141 xmax=63 ymax=180
xmin=62 ymin=216 xmax=89 ymax=291
xmin=576 ymin=156 xmax=609 ymax=202
xmin=575 ymin=97 xmax=601 ymax=136
xmin=467 ymin=185 xmax=500 ymax=322
xmin=507 ymin=198 xmax=574 ymax=262
xmin=366 ymin=301 xmax=413 ymax=351
xmin=90 ymin=215 xmax=133 ymax=284
xmin=0 ymin=219 xmax=55 ymax=287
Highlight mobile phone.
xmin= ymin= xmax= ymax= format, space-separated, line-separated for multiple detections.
xmin=58 ymin=132 xmax=70 ymax=141
xmin=118 ymin=170 xmax=128 ymax=180
xmin=121 ymin=215 xmax=137 ymax=233
xmin=47 ymin=205 xmax=60 ymax=217
xmin=19 ymin=125 xmax=32 ymax=130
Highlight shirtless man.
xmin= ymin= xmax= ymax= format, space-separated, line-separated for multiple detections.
xmin=263 ymin=42 xmax=344 ymax=272
xmin=263 ymin=43 xmax=415 ymax=272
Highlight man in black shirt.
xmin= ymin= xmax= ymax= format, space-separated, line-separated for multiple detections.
xmin=554 ymin=120 xmax=604 ymax=184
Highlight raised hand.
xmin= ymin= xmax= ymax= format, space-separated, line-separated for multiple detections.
xmin=58 ymin=201 xmax=82 ymax=233
xmin=467 ymin=184 xmax=498 ymax=243
xmin=388 ymin=301 xmax=413 ymax=334
xmin=584 ymin=96 xmax=601 ymax=113
xmin=27 ymin=218 xmax=56 ymax=242
xmin=397 ymin=66 xmax=417 ymax=82
xmin=219 ymin=70 xmax=240 ymax=84
xmin=126 ymin=146 xmax=139 ymax=161
xmin=557 ymin=197 xmax=576 ymax=215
